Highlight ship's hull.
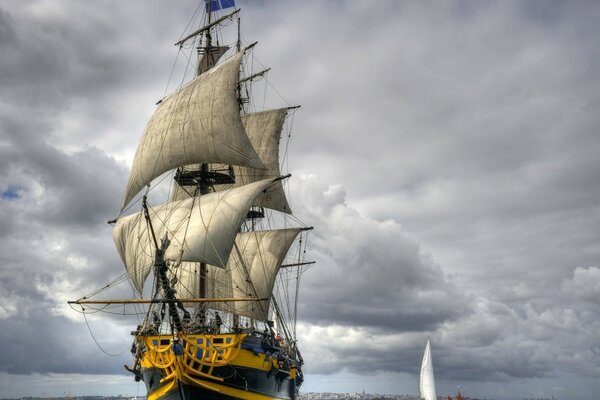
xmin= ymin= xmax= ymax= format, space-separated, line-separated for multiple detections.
xmin=138 ymin=333 xmax=301 ymax=400
xmin=143 ymin=365 xmax=296 ymax=400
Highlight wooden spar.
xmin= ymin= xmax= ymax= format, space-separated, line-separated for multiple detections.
xmin=239 ymin=68 xmax=271 ymax=84
xmin=276 ymin=173 xmax=292 ymax=182
xmin=244 ymin=41 xmax=258 ymax=52
xmin=174 ymin=9 xmax=240 ymax=47
xmin=68 ymin=297 xmax=268 ymax=305
xmin=280 ymin=261 xmax=315 ymax=269
xmin=280 ymin=230 xmax=314 ymax=267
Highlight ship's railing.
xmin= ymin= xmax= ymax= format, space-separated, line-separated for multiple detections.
xmin=141 ymin=333 xmax=246 ymax=384
xmin=142 ymin=337 xmax=176 ymax=370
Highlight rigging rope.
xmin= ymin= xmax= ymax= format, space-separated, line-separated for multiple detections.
xmin=108 ymin=11 xmax=315 ymax=343
xmin=81 ymin=307 xmax=130 ymax=357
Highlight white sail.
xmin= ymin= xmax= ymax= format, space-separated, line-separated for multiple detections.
xmin=197 ymin=45 xmax=230 ymax=75
xmin=420 ymin=339 xmax=437 ymax=400
xmin=122 ymin=51 xmax=265 ymax=210
xmin=169 ymin=177 xmax=197 ymax=202
xmin=171 ymin=262 xmax=234 ymax=311
xmin=113 ymin=178 xmax=278 ymax=293
xmin=233 ymin=108 xmax=292 ymax=213
xmin=170 ymin=228 xmax=303 ymax=320
xmin=230 ymin=228 xmax=303 ymax=320
xmin=169 ymin=108 xmax=292 ymax=213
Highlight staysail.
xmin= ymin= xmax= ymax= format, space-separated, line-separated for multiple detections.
xmin=420 ymin=339 xmax=437 ymax=400
xmin=122 ymin=50 xmax=265 ymax=210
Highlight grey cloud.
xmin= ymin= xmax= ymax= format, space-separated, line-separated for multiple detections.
xmin=0 ymin=113 xmax=126 ymax=227
xmin=0 ymin=2 xmax=139 ymax=377
xmin=292 ymin=177 xmax=471 ymax=333
xmin=1 ymin=1 xmax=600 ymax=398
xmin=0 ymin=7 xmax=16 ymax=45
xmin=562 ymin=266 xmax=600 ymax=304
xmin=0 ymin=302 xmax=132 ymax=375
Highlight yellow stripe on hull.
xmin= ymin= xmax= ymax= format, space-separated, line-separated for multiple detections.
xmin=140 ymin=333 xmax=297 ymax=400
xmin=146 ymin=378 xmax=290 ymax=400
xmin=146 ymin=378 xmax=177 ymax=400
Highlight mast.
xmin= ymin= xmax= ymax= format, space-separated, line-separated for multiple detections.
xmin=196 ymin=3 xmax=213 ymax=324
xmin=204 ymin=0 xmax=213 ymax=72
xmin=198 ymin=164 xmax=209 ymax=323
xmin=169 ymin=4 xmax=246 ymax=325
xmin=142 ymin=197 xmax=184 ymax=333
xmin=237 ymin=14 xmax=241 ymax=52
xmin=191 ymin=3 xmax=242 ymax=323
xmin=174 ymin=9 xmax=239 ymax=47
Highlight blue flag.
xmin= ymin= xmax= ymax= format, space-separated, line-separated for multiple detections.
xmin=205 ymin=0 xmax=235 ymax=12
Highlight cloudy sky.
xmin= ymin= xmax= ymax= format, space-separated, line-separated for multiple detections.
xmin=1 ymin=0 xmax=599 ymax=399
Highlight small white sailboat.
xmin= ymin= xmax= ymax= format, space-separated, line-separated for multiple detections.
xmin=420 ymin=339 xmax=437 ymax=400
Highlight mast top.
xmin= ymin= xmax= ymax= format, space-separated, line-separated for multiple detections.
xmin=174 ymin=8 xmax=239 ymax=47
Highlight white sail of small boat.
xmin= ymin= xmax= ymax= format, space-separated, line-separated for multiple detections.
xmin=420 ymin=339 xmax=437 ymax=400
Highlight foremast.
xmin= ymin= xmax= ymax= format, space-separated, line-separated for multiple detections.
xmin=142 ymin=196 xmax=184 ymax=333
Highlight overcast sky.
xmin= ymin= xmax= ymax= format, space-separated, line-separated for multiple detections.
xmin=1 ymin=1 xmax=599 ymax=399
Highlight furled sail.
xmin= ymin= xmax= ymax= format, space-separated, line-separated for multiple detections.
xmin=420 ymin=339 xmax=437 ymax=400
xmin=122 ymin=50 xmax=265 ymax=210
xmin=171 ymin=228 xmax=303 ymax=321
xmin=113 ymin=178 xmax=278 ymax=292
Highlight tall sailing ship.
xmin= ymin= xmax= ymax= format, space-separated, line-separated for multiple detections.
xmin=70 ymin=2 xmax=313 ymax=399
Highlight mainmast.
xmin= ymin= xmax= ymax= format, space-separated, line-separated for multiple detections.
xmin=200 ymin=0 xmax=214 ymax=74
xmin=142 ymin=197 xmax=184 ymax=333
xmin=196 ymin=3 xmax=214 ymax=324
xmin=174 ymin=2 xmax=242 ymax=324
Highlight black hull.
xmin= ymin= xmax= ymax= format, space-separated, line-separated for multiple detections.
xmin=143 ymin=365 xmax=296 ymax=400
xmin=154 ymin=385 xmax=239 ymax=400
